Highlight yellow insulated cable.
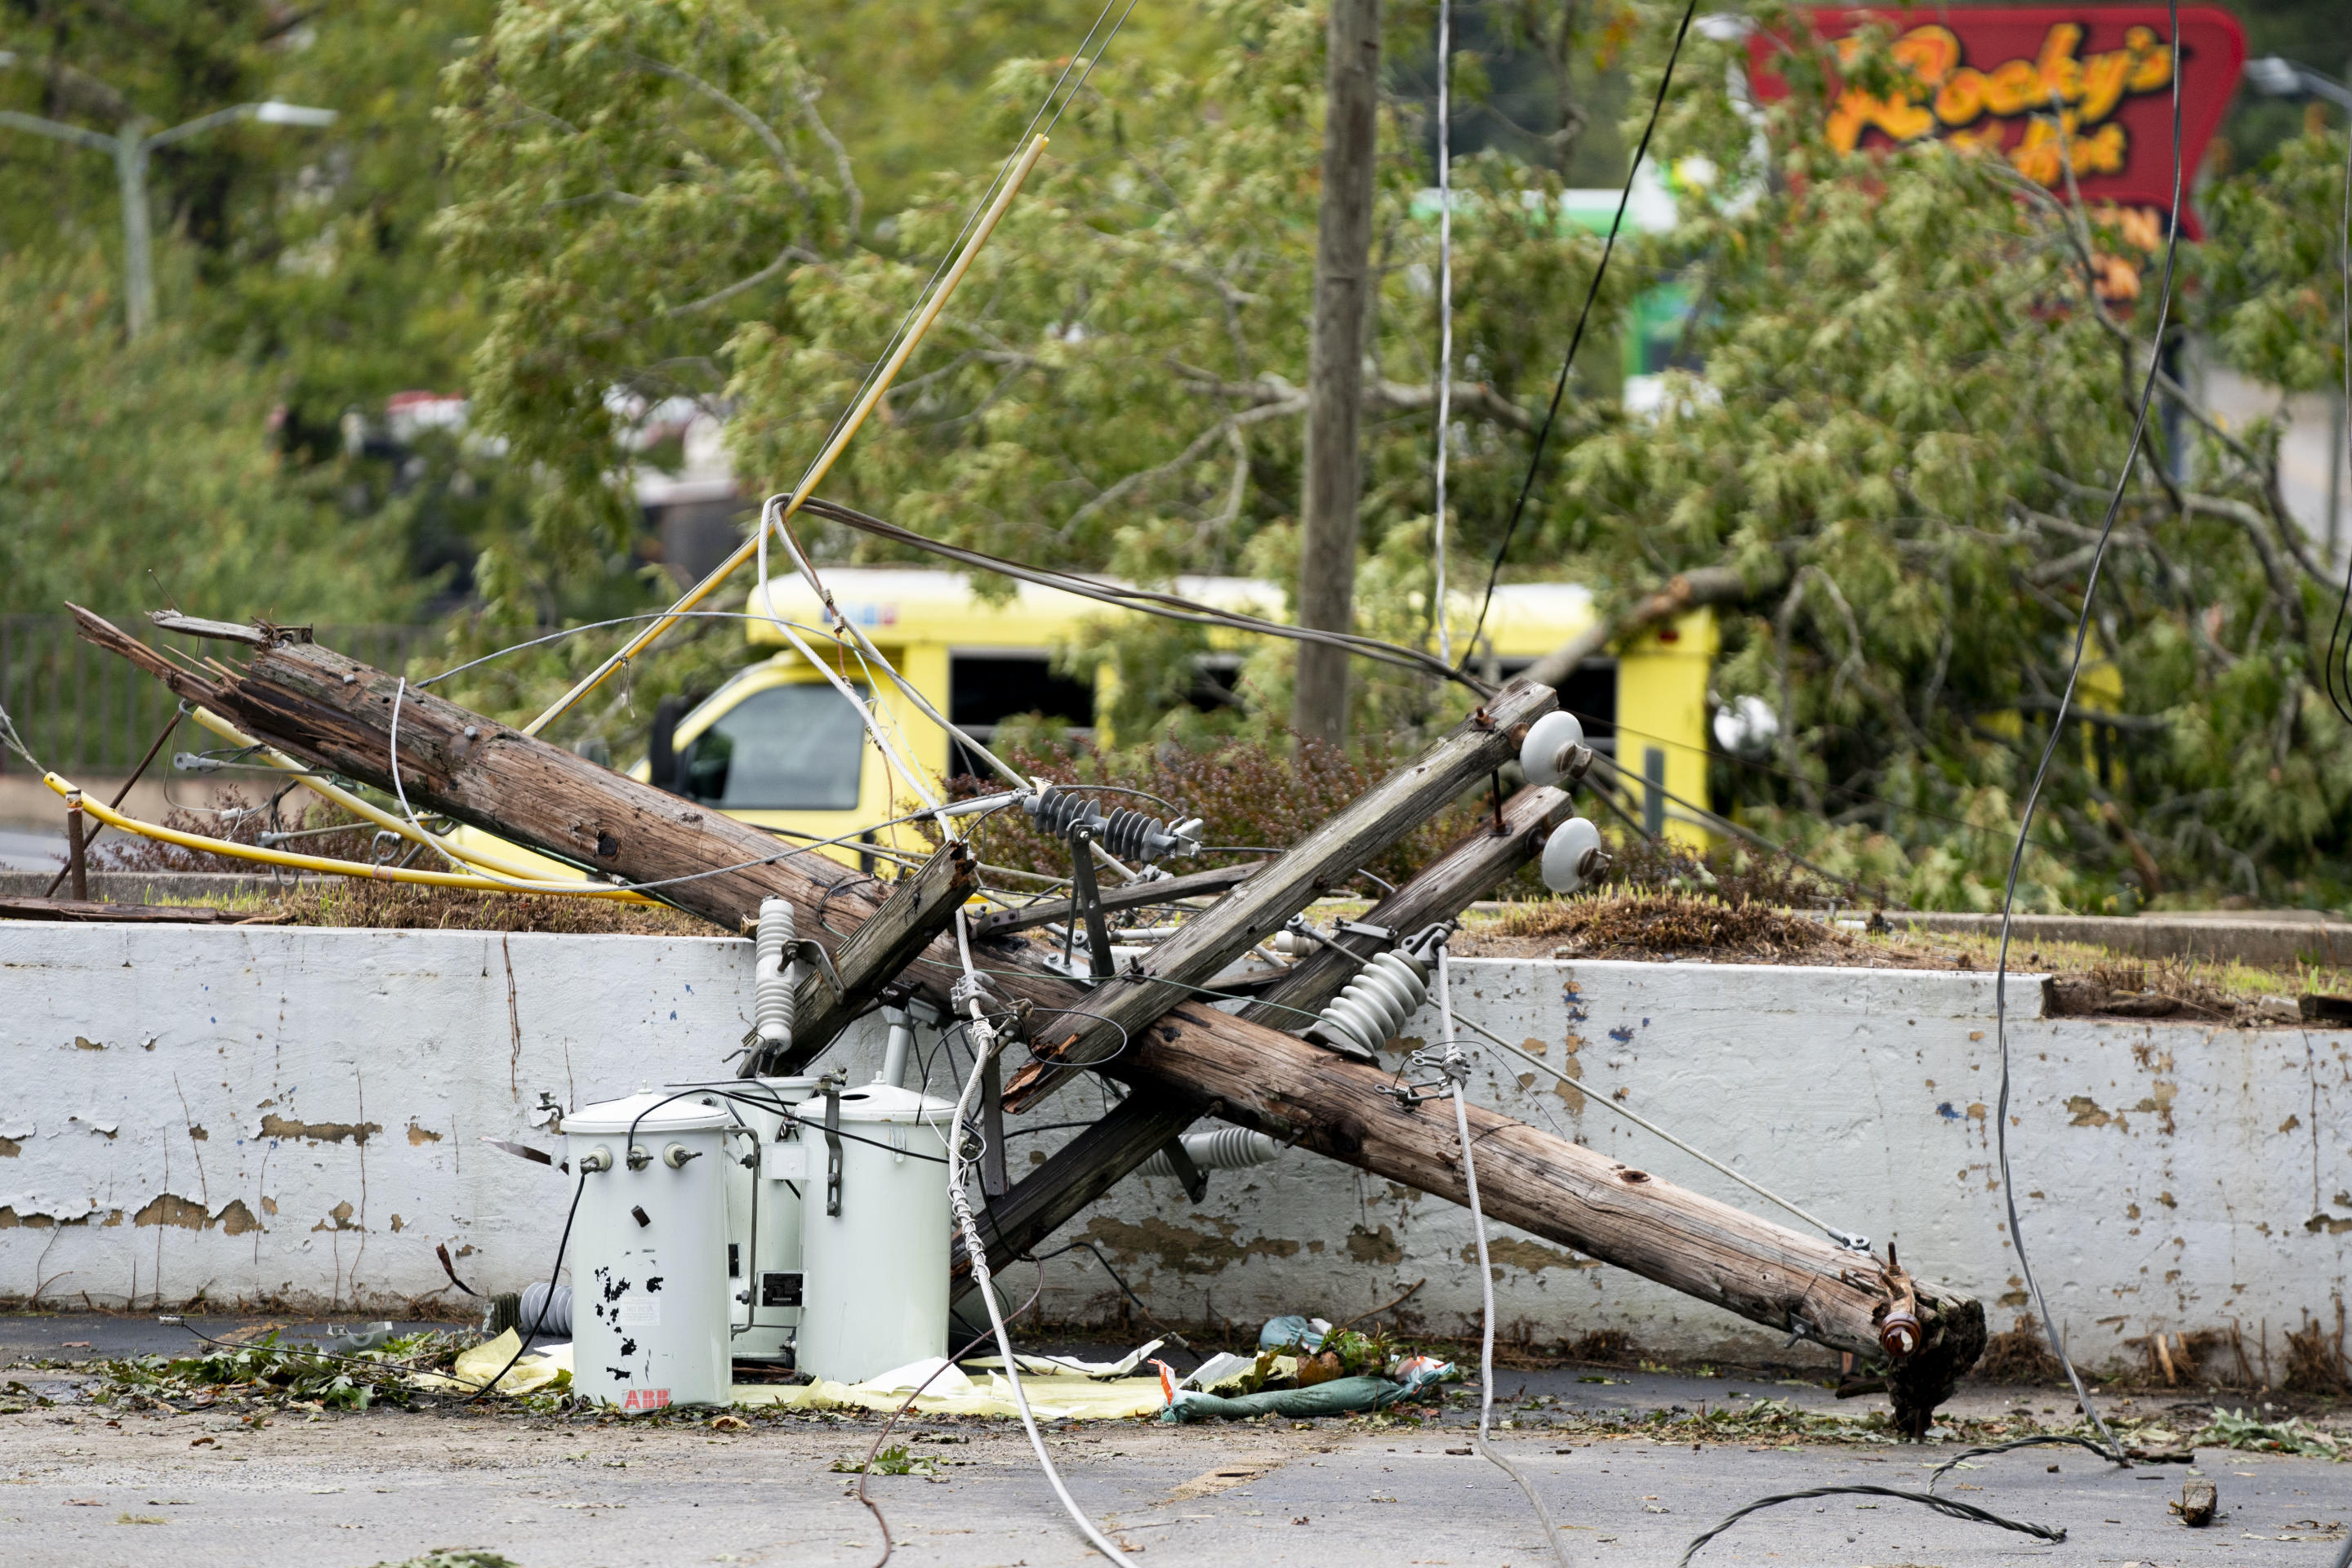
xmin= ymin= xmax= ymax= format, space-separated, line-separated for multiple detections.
xmin=523 ymin=133 xmax=1052 ymax=738
xmin=42 ymin=773 xmax=648 ymax=900
xmin=184 ymin=706 xmax=639 ymax=896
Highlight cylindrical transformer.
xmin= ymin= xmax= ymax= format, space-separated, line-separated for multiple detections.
xmin=564 ymin=1090 xmax=733 ymax=1412
xmin=667 ymin=1076 xmax=822 ymax=1364
xmin=794 ymin=1081 xmax=955 ymax=1385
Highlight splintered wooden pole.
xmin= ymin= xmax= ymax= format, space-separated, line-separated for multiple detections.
xmin=955 ymin=782 xmax=1571 ymax=1276
xmin=69 ymin=608 xmax=1984 ymax=1426
xmin=1001 ymin=678 xmax=1559 ymax=1110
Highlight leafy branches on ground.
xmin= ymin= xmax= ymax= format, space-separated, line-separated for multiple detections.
xmin=96 ymin=1328 xmax=471 ymax=1414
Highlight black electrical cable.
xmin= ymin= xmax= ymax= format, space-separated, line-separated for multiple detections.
xmin=1026 ymin=1239 xmax=1172 ymax=1331
xmin=2321 ymin=97 xmax=2352 ymax=727
xmin=1455 ymin=0 xmax=1700 ymax=666
xmin=1561 ymin=706 xmax=2074 ymax=859
xmin=1675 ymin=1483 xmax=2065 ymax=1566
xmin=468 ymin=1169 xmax=587 ymax=1402
xmin=1989 ymin=0 xmax=2183 ymax=1463
xmin=1925 ymin=1433 xmax=2125 ymax=1491
xmin=798 ymin=496 xmax=1493 ymax=694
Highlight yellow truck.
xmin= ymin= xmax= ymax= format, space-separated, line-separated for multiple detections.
xmin=663 ymin=568 xmax=1708 ymax=849
xmin=466 ymin=568 xmax=1717 ymax=876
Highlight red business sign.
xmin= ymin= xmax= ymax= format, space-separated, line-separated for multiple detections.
xmin=1750 ymin=8 xmax=2247 ymax=236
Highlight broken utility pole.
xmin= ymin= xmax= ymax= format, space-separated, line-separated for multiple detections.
xmin=70 ymin=606 xmax=1985 ymax=1431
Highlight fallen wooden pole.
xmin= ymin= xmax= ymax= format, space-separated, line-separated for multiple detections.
xmin=958 ymin=782 xmax=1571 ymax=1272
xmin=69 ymin=608 xmax=1984 ymax=1428
xmin=1002 ymin=678 xmax=1558 ymax=1109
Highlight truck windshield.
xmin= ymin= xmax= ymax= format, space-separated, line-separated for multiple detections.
xmin=680 ymin=683 xmax=866 ymax=809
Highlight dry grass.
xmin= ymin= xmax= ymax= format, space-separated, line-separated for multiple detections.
xmin=265 ymin=882 xmax=710 ymax=936
xmin=1487 ymin=890 xmax=1847 ymax=961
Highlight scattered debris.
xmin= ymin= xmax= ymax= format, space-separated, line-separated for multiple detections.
xmin=2174 ymin=1475 xmax=2219 ymax=1526
xmin=93 ymin=1328 xmax=473 ymax=1413
xmin=1973 ymin=1317 xmax=2067 ymax=1385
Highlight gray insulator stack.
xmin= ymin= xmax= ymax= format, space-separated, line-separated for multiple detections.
xmin=1136 ymin=1125 xmax=1282 ymax=1180
xmin=754 ymin=897 xmax=796 ymax=1051
xmin=519 ymin=1280 xmax=572 ymax=1339
xmin=1022 ymin=789 xmax=1199 ymax=862
xmin=1303 ymin=947 xmax=1432 ymax=1060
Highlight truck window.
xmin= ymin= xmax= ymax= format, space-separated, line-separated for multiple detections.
xmin=1498 ymin=657 xmax=1616 ymax=757
xmin=948 ymin=654 xmax=1093 ymax=777
xmin=680 ymin=684 xmax=866 ymax=809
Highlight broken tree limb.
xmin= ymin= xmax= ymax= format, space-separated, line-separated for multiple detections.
xmin=1519 ymin=564 xmax=1757 ymax=692
xmin=1002 ymin=677 xmax=1559 ymax=1109
xmin=70 ymin=608 xmax=1982 ymax=1424
xmin=956 ymin=782 xmax=1570 ymax=1276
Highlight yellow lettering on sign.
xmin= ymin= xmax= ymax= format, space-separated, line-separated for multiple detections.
xmin=1824 ymin=19 xmax=2176 ymax=187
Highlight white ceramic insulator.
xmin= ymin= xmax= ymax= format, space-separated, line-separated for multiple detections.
xmin=1519 ymin=710 xmax=1586 ymax=786
xmin=1136 ymin=1125 xmax=1282 ymax=1180
xmin=754 ymin=897 xmax=795 ymax=1048
xmin=1541 ymin=816 xmax=1605 ymax=894
xmin=1313 ymin=948 xmax=1432 ymax=1058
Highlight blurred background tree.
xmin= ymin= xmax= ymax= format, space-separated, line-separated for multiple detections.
xmin=0 ymin=0 xmax=2347 ymax=907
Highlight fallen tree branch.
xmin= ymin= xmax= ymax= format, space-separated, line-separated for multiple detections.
xmin=1521 ymin=563 xmax=1757 ymax=690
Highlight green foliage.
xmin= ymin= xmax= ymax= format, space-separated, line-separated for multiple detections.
xmin=1548 ymin=5 xmax=2352 ymax=910
xmin=2193 ymin=1406 xmax=2347 ymax=1458
xmin=724 ymin=0 xmax=1624 ymax=746
xmin=0 ymin=255 xmax=414 ymax=621
xmin=831 ymin=1442 xmax=936 ymax=1476
xmin=437 ymin=0 xmax=854 ymax=612
xmin=96 ymin=1328 xmax=470 ymax=1413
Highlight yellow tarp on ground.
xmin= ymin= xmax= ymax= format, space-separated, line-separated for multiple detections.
xmin=421 ymin=1339 xmax=1167 ymax=1418
xmin=416 ymin=1330 xmax=572 ymax=1396
xmin=732 ymin=1367 xmax=1169 ymax=1420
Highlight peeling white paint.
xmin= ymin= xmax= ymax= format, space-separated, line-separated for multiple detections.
xmin=2 ymin=926 xmax=2344 ymax=1369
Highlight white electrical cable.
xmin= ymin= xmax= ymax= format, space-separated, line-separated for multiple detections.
xmin=760 ymin=497 xmax=1148 ymax=886
xmin=1432 ymin=0 xmax=1455 ymax=665
xmin=384 ymin=678 xmax=638 ymax=893
xmin=764 ymin=495 xmax=1027 ymax=792
xmin=944 ymin=909 xmax=1127 ymax=1560
xmin=1438 ymin=947 xmax=1571 ymax=1567
xmin=746 ymin=505 xmax=944 ymax=817
xmin=1442 ymin=997 xmax=1868 ymax=1253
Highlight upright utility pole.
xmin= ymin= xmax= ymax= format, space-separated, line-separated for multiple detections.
xmin=0 ymin=54 xmax=334 ymax=338
xmin=1292 ymin=0 xmax=1382 ymax=746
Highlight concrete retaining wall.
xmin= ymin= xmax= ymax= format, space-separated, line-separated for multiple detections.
xmin=3 ymin=924 xmax=2345 ymax=1370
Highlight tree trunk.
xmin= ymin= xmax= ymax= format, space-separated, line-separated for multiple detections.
xmin=1292 ymin=0 xmax=1382 ymax=746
